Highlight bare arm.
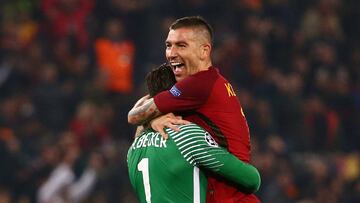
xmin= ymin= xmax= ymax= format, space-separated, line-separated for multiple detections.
xmin=129 ymin=96 xmax=190 ymax=139
xmin=128 ymin=96 xmax=162 ymax=125
xmin=132 ymin=94 xmax=150 ymax=108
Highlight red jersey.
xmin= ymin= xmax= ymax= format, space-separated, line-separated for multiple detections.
xmin=154 ymin=67 xmax=260 ymax=203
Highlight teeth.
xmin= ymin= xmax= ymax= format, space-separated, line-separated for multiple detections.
xmin=171 ymin=62 xmax=181 ymax=66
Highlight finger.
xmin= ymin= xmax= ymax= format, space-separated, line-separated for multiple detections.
xmin=158 ymin=128 xmax=168 ymax=139
xmin=166 ymin=123 xmax=180 ymax=132
xmin=166 ymin=113 xmax=176 ymax=118
xmin=170 ymin=118 xmax=191 ymax=125
xmin=181 ymin=120 xmax=191 ymax=124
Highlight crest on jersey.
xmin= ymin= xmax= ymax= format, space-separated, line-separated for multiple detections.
xmin=170 ymin=85 xmax=181 ymax=97
xmin=204 ymin=132 xmax=219 ymax=147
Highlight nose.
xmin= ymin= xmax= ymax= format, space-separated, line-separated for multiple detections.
xmin=166 ymin=46 xmax=177 ymax=59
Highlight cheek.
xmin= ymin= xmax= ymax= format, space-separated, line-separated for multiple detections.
xmin=165 ymin=50 xmax=171 ymax=58
xmin=187 ymin=56 xmax=198 ymax=68
xmin=183 ymin=54 xmax=195 ymax=65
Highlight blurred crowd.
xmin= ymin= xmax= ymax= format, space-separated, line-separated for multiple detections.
xmin=0 ymin=0 xmax=359 ymax=202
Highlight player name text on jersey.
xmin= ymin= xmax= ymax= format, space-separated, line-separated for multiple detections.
xmin=132 ymin=132 xmax=167 ymax=149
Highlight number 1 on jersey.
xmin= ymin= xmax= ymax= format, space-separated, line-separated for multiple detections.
xmin=138 ymin=158 xmax=151 ymax=203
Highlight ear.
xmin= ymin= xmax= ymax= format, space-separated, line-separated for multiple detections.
xmin=200 ymin=43 xmax=211 ymax=60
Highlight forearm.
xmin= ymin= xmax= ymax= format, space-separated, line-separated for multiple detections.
xmin=128 ymin=97 xmax=161 ymax=125
xmin=196 ymin=149 xmax=261 ymax=193
xmin=213 ymin=155 xmax=261 ymax=193
xmin=133 ymin=94 xmax=150 ymax=108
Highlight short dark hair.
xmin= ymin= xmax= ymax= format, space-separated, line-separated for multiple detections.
xmin=145 ymin=63 xmax=176 ymax=97
xmin=170 ymin=16 xmax=213 ymax=45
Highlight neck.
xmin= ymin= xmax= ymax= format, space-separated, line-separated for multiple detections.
xmin=199 ymin=61 xmax=212 ymax=71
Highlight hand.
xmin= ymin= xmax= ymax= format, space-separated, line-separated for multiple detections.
xmin=150 ymin=113 xmax=190 ymax=139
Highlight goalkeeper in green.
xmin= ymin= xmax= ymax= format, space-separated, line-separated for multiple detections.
xmin=127 ymin=64 xmax=261 ymax=203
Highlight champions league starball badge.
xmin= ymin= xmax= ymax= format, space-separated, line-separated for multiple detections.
xmin=204 ymin=132 xmax=219 ymax=147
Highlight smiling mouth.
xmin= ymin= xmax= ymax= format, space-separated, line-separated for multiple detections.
xmin=170 ymin=62 xmax=185 ymax=69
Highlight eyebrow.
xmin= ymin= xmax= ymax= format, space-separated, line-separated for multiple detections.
xmin=165 ymin=40 xmax=188 ymax=46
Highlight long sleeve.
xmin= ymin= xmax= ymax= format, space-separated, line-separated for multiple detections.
xmin=166 ymin=124 xmax=261 ymax=193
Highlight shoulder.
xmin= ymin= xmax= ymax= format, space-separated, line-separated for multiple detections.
xmin=165 ymin=123 xmax=205 ymax=141
xmin=165 ymin=123 xmax=205 ymax=135
xmin=174 ymin=67 xmax=220 ymax=95
xmin=165 ymin=124 xmax=222 ymax=166
xmin=165 ymin=123 xmax=219 ymax=147
xmin=182 ymin=67 xmax=219 ymax=84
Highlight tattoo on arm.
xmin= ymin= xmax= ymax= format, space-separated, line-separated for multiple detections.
xmin=133 ymin=94 xmax=150 ymax=108
xmin=128 ymin=98 xmax=161 ymax=125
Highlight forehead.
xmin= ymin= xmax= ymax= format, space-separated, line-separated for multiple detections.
xmin=166 ymin=28 xmax=197 ymax=43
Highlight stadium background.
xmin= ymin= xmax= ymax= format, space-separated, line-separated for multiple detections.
xmin=0 ymin=0 xmax=359 ymax=202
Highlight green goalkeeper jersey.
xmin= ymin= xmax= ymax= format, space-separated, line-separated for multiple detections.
xmin=127 ymin=123 xmax=260 ymax=203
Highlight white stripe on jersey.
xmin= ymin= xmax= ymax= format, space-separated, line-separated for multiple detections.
xmin=175 ymin=135 xmax=204 ymax=146
xmin=181 ymin=144 xmax=203 ymax=154
xmin=167 ymin=124 xmax=227 ymax=171
xmin=193 ymin=167 xmax=200 ymax=203
xmin=178 ymin=140 xmax=200 ymax=150
xmin=172 ymin=130 xmax=203 ymax=139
